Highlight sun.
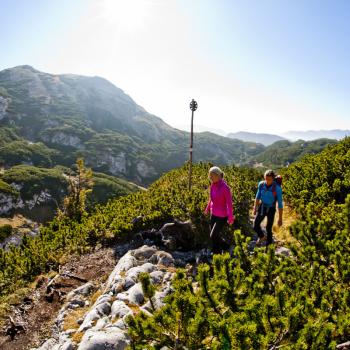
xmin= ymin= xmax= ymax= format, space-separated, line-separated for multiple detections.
xmin=97 ymin=0 xmax=152 ymax=31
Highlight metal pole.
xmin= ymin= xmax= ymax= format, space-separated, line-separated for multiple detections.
xmin=188 ymin=99 xmax=197 ymax=190
xmin=189 ymin=108 xmax=194 ymax=190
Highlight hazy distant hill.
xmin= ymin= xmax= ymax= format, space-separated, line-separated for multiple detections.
xmin=283 ymin=129 xmax=349 ymax=141
xmin=247 ymin=138 xmax=338 ymax=169
xmin=227 ymin=131 xmax=287 ymax=146
xmin=0 ymin=65 xmax=264 ymax=185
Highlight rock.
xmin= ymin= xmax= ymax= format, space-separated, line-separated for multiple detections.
xmin=275 ymin=246 xmax=292 ymax=257
xmin=115 ymin=292 xmax=129 ymax=303
xmin=105 ymin=253 xmax=138 ymax=291
xmin=125 ymin=262 xmax=156 ymax=282
xmin=94 ymin=301 xmax=111 ymax=316
xmin=123 ymin=277 xmax=135 ymax=290
xmin=78 ymin=309 xmax=101 ymax=332
xmin=112 ymin=319 xmax=127 ymax=330
xmin=111 ymin=300 xmax=133 ymax=320
xmin=142 ymin=286 xmax=173 ymax=312
xmin=0 ymin=96 xmax=10 ymax=120
xmin=67 ymin=299 xmax=86 ymax=308
xmin=132 ymin=245 xmax=157 ymax=260
xmin=125 ymin=282 xmax=144 ymax=305
xmin=55 ymin=341 xmax=74 ymax=350
xmin=66 ymin=282 xmax=95 ymax=301
xmin=33 ymin=338 xmax=73 ymax=350
xmin=149 ymin=270 xmax=164 ymax=284
xmin=77 ymin=328 xmax=130 ymax=350
xmin=160 ymin=220 xmax=195 ymax=251
xmin=163 ymin=272 xmax=174 ymax=283
xmin=33 ymin=338 xmax=58 ymax=350
xmin=94 ymin=316 xmax=110 ymax=331
xmin=337 ymin=341 xmax=350 ymax=349
xmin=33 ymin=243 xmax=182 ymax=350
xmin=150 ymin=251 xmax=175 ymax=267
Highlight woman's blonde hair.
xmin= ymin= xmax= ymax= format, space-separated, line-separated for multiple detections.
xmin=208 ymin=166 xmax=224 ymax=179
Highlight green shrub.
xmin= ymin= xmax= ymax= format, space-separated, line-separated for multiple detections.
xmin=0 ymin=225 xmax=12 ymax=242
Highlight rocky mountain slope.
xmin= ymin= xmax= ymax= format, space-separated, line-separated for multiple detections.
xmin=0 ymin=65 xmax=264 ymax=185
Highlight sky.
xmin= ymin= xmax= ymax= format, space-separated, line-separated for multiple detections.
xmin=1 ymin=0 xmax=350 ymax=134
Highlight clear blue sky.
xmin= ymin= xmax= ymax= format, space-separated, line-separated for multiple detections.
xmin=1 ymin=0 xmax=349 ymax=134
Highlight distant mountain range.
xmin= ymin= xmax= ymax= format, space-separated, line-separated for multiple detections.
xmin=227 ymin=131 xmax=287 ymax=146
xmin=282 ymin=129 xmax=350 ymax=141
xmin=226 ymin=130 xmax=349 ymax=145
xmin=181 ymin=128 xmax=349 ymax=146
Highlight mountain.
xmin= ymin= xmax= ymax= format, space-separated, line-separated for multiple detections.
xmin=172 ymin=123 xmax=228 ymax=136
xmin=247 ymin=138 xmax=338 ymax=169
xmin=227 ymin=131 xmax=287 ymax=146
xmin=283 ymin=129 xmax=350 ymax=141
xmin=0 ymin=65 xmax=265 ymax=185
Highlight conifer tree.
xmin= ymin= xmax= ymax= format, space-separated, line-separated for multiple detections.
xmin=58 ymin=158 xmax=93 ymax=222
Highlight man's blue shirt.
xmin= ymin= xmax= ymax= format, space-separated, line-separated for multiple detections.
xmin=256 ymin=181 xmax=284 ymax=209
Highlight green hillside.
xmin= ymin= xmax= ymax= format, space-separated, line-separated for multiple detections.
xmin=247 ymin=138 xmax=338 ymax=169
xmin=0 ymin=162 xmax=259 ymax=297
xmin=125 ymin=138 xmax=350 ymax=349
xmin=1 ymin=139 xmax=350 ymax=348
xmin=0 ymin=164 xmax=140 ymax=221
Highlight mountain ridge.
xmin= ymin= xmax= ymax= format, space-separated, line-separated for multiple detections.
xmin=0 ymin=65 xmax=265 ymax=184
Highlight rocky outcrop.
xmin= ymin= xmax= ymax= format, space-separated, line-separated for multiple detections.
xmin=0 ymin=95 xmax=10 ymax=120
xmin=31 ymin=245 xmax=183 ymax=350
xmin=41 ymin=132 xmax=83 ymax=148
xmin=135 ymin=160 xmax=156 ymax=179
xmin=95 ymin=152 xmax=127 ymax=175
xmin=0 ymin=188 xmax=53 ymax=215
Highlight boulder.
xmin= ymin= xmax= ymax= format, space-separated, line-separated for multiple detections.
xmin=132 ymin=245 xmax=157 ymax=260
xmin=126 ymin=283 xmax=144 ymax=305
xmin=111 ymin=300 xmax=133 ymax=320
xmin=77 ymin=328 xmax=130 ymax=350
xmin=66 ymin=282 xmax=95 ymax=301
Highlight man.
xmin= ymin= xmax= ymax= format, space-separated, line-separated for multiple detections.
xmin=253 ymin=169 xmax=283 ymax=246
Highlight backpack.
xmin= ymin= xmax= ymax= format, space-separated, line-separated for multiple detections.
xmin=260 ymin=175 xmax=282 ymax=199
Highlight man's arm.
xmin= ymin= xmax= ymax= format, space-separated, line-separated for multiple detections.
xmin=253 ymin=183 xmax=262 ymax=215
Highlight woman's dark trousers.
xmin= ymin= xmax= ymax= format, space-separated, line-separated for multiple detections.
xmin=253 ymin=205 xmax=276 ymax=245
xmin=210 ymin=214 xmax=228 ymax=254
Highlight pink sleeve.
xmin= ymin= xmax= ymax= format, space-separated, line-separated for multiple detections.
xmin=224 ymin=185 xmax=234 ymax=220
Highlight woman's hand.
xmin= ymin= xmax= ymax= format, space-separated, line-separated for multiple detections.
xmin=228 ymin=216 xmax=235 ymax=225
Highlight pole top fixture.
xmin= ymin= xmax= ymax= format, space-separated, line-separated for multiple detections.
xmin=189 ymin=99 xmax=198 ymax=111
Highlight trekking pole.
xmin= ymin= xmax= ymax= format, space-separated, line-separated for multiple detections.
xmin=188 ymin=99 xmax=198 ymax=190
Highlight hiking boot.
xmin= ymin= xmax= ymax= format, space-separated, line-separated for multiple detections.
xmin=256 ymin=235 xmax=267 ymax=246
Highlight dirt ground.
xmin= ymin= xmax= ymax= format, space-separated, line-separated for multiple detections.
xmin=0 ymin=246 xmax=117 ymax=350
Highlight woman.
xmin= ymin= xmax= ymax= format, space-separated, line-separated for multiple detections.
xmin=204 ymin=166 xmax=234 ymax=254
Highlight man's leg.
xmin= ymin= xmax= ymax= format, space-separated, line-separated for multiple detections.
xmin=253 ymin=205 xmax=266 ymax=238
xmin=266 ymin=208 xmax=276 ymax=245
